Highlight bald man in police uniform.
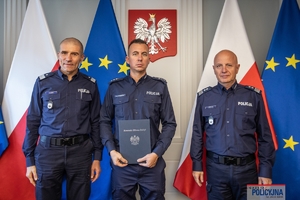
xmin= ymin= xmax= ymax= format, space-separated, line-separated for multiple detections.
xmin=190 ymin=50 xmax=275 ymax=200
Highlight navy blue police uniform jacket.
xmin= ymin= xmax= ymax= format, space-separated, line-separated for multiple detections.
xmin=190 ymin=82 xmax=275 ymax=178
xmin=22 ymin=68 xmax=103 ymax=167
xmin=100 ymin=74 xmax=177 ymax=158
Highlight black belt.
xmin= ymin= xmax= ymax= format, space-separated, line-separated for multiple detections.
xmin=40 ymin=135 xmax=89 ymax=146
xmin=207 ymin=151 xmax=255 ymax=166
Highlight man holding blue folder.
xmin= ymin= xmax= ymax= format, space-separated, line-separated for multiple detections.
xmin=100 ymin=39 xmax=177 ymax=200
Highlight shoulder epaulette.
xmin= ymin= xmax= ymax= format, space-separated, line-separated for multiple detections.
xmin=197 ymin=86 xmax=212 ymax=96
xmin=245 ymin=85 xmax=261 ymax=94
xmin=87 ymin=76 xmax=96 ymax=83
xmin=82 ymin=73 xmax=96 ymax=83
xmin=109 ymin=77 xmax=125 ymax=85
xmin=151 ymin=76 xmax=167 ymax=84
xmin=38 ymin=72 xmax=54 ymax=81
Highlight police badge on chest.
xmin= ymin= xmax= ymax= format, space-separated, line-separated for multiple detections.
xmin=47 ymin=100 xmax=53 ymax=109
xmin=208 ymin=116 xmax=214 ymax=125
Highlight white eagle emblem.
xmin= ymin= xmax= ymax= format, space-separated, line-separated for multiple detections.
xmin=134 ymin=13 xmax=172 ymax=55
xmin=130 ymin=135 xmax=140 ymax=145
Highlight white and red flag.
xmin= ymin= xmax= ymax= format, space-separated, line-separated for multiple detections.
xmin=173 ymin=0 xmax=276 ymax=199
xmin=0 ymin=0 xmax=58 ymax=199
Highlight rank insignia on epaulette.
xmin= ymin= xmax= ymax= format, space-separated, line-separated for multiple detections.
xmin=245 ymin=86 xmax=261 ymax=94
xmin=39 ymin=73 xmax=51 ymax=80
xmin=39 ymin=74 xmax=46 ymax=80
xmin=197 ymin=86 xmax=212 ymax=96
xmin=90 ymin=77 xmax=96 ymax=83
xmin=110 ymin=78 xmax=120 ymax=82
xmin=152 ymin=76 xmax=167 ymax=84
xmin=110 ymin=77 xmax=124 ymax=84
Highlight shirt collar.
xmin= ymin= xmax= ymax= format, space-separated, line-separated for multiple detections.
xmin=127 ymin=73 xmax=148 ymax=85
xmin=217 ymin=81 xmax=238 ymax=94
xmin=58 ymin=67 xmax=79 ymax=80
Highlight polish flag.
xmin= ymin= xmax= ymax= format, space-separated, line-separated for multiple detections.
xmin=0 ymin=0 xmax=58 ymax=199
xmin=173 ymin=0 xmax=277 ymax=199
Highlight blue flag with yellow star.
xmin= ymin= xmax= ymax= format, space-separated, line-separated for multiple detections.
xmin=80 ymin=0 xmax=128 ymax=102
xmin=0 ymin=106 xmax=8 ymax=156
xmin=79 ymin=0 xmax=127 ymax=199
xmin=262 ymin=0 xmax=300 ymax=198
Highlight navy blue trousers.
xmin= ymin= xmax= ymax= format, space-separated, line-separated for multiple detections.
xmin=34 ymin=139 xmax=93 ymax=200
xmin=206 ymin=157 xmax=258 ymax=200
xmin=111 ymin=157 xmax=166 ymax=200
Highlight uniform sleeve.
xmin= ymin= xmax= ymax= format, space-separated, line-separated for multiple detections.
xmin=256 ymin=94 xmax=275 ymax=178
xmin=151 ymin=84 xmax=177 ymax=157
xmin=22 ymin=78 xmax=42 ymax=167
xmin=190 ymin=95 xmax=204 ymax=171
xmin=90 ymin=82 xmax=103 ymax=161
xmin=100 ymin=86 xmax=116 ymax=153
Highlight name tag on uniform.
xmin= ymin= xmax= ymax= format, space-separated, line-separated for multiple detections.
xmin=208 ymin=116 xmax=214 ymax=125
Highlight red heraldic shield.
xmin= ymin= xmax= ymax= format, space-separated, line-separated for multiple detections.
xmin=128 ymin=10 xmax=177 ymax=62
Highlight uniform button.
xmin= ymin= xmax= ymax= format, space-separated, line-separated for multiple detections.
xmin=227 ymin=134 xmax=230 ymax=137
xmin=226 ymin=121 xmax=229 ymax=123
xmin=135 ymin=99 xmax=137 ymax=101
xmin=226 ymin=108 xmax=229 ymax=111
xmin=135 ymin=112 xmax=138 ymax=114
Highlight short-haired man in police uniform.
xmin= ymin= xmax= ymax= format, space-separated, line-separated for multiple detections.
xmin=190 ymin=49 xmax=275 ymax=200
xmin=23 ymin=37 xmax=102 ymax=200
xmin=100 ymin=39 xmax=177 ymax=200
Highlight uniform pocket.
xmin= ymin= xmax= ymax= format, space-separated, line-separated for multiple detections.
xmin=206 ymin=183 xmax=212 ymax=193
xmin=113 ymin=95 xmax=129 ymax=118
xmin=42 ymin=93 xmax=60 ymax=114
xmin=235 ymin=108 xmax=256 ymax=131
xmin=202 ymin=107 xmax=221 ymax=132
xmin=75 ymin=92 xmax=92 ymax=114
xmin=143 ymin=95 xmax=161 ymax=119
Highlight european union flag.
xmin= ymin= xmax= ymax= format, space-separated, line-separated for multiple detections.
xmin=0 ymin=106 xmax=9 ymax=156
xmin=262 ymin=0 xmax=300 ymax=199
xmin=80 ymin=0 xmax=128 ymax=102
xmin=80 ymin=0 xmax=127 ymax=199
